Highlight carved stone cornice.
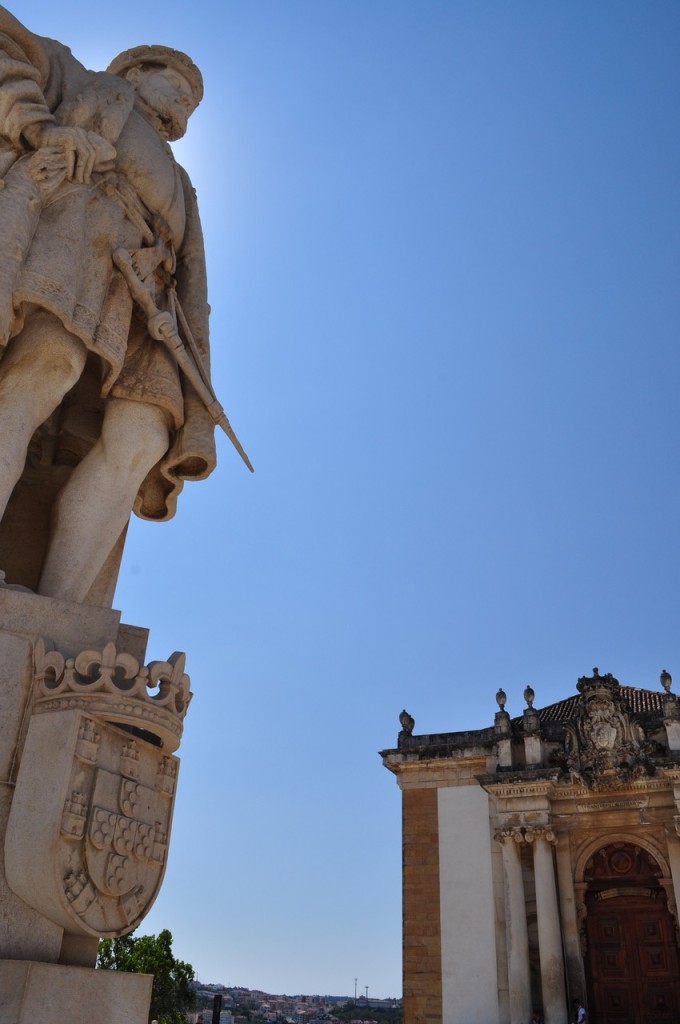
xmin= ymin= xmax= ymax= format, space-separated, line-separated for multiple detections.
xmin=550 ymin=779 xmax=590 ymax=800
xmin=575 ymin=797 xmax=647 ymax=813
xmin=479 ymin=771 xmax=558 ymax=800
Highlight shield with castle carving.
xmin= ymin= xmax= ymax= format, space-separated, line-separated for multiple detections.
xmin=6 ymin=707 xmax=179 ymax=937
xmin=85 ymin=771 xmax=167 ymax=896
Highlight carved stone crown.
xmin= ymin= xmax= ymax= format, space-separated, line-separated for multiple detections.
xmin=576 ymin=667 xmax=620 ymax=701
xmin=33 ymin=640 xmax=191 ymax=752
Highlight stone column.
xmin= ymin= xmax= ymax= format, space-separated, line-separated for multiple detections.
xmin=526 ymin=827 xmax=568 ymax=1024
xmin=665 ymin=822 xmax=680 ymax=937
xmin=495 ymin=828 xmax=532 ymax=1024
xmin=555 ymin=833 xmax=587 ymax=1005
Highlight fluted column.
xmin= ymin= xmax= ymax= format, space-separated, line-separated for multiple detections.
xmin=555 ymin=832 xmax=587 ymax=1005
xmin=495 ymin=827 xmax=532 ymax=1024
xmin=526 ymin=827 xmax=568 ymax=1024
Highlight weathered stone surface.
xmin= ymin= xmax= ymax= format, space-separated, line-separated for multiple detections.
xmin=0 ymin=960 xmax=152 ymax=1023
xmin=0 ymin=588 xmax=190 ymax=971
xmin=0 ymin=614 xmax=65 ymax=962
xmin=6 ymin=709 xmax=179 ymax=942
xmin=0 ymin=587 xmax=122 ymax=654
xmin=0 ymin=5 xmax=220 ymax=605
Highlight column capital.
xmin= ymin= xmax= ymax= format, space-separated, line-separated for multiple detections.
xmin=525 ymin=825 xmax=557 ymax=846
xmin=494 ymin=826 xmax=524 ymax=846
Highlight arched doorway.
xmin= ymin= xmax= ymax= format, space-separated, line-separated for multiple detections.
xmin=584 ymin=842 xmax=680 ymax=1024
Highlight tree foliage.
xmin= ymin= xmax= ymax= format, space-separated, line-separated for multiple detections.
xmin=331 ymin=1004 xmax=402 ymax=1024
xmin=98 ymin=928 xmax=196 ymax=1024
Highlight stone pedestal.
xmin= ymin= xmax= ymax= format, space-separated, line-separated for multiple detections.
xmin=0 ymin=586 xmax=190 ymax=1018
xmin=0 ymin=960 xmax=152 ymax=1024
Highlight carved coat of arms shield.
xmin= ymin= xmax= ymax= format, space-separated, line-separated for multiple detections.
xmin=5 ymin=706 xmax=178 ymax=938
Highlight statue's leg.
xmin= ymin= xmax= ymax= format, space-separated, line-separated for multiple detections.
xmin=38 ymin=397 xmax=170 ymax=603
xmin=0 ymin=310 xmax=87 ymax=521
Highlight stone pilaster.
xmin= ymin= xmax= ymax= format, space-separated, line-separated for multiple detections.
xmin=573 ymin=882 xmax=587 ymax=957
xmin=525 ymin=827 xmax=567 ymax=1024
xmin=663 ymin=693 xmax=680 ymax=752
xmin=402 ymin=788 xmax=442 ymax=1024
xmin=554 ymin=833 xmax=587 ymax=1005
xmin=495 ymin=828 xmax=531 ymax=1024
xmin=665 ymin=822 xmax=680 ymax=942
xmin=522 ymin=687 xmax=542 ymax=767
xmin=494 ymin=708 xmax=512 ymax=769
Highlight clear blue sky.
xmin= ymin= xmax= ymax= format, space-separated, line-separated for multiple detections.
xmin=17 ymin=0 xmax=680 ymax=999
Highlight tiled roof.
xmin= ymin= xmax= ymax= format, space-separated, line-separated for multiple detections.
xmin=531 ymin=686 xmax=665 ymax=724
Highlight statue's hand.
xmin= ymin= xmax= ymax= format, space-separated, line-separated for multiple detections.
xmin=26 ymin=146 xmax=68 ymax=198
xmin=148 ymin=311 xmax=175 ymax=342
xmin=88 ymin=132 xmax=117 ymax=174
xmin=23 ymin=125 xmax=115 ymax=184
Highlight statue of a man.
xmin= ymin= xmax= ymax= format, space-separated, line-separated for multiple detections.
xmin=0 ymin=6 xmax=218 ymax=604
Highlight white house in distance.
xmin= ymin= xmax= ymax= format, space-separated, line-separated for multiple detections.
xmin=381 ymin=668 xmax=680 ymax=1024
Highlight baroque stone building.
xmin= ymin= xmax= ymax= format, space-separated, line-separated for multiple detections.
xmin=381 ymin=669 xmax=680 ymax=1024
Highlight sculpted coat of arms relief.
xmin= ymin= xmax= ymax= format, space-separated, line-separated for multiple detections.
xmin=560 ymin=669 xmax=651 ymax=791
xmin=4 ymin=640 xmax=189 ymax=939
xmin=60 ymin=715 xmax=177 ymax=934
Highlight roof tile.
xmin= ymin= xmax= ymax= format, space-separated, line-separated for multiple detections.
xmin=530 ymin=686 xmax=665 ymax=724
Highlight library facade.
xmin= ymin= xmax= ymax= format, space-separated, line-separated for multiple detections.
xmin=382 ymin=669 xmax=680 ymax=1024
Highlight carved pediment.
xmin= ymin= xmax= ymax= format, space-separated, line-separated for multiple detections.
xmin=559 ymin=669 xmax=652 ymax=791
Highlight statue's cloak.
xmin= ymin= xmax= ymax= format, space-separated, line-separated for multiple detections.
xmin=0 ymin=6 xmax=217 ymax=536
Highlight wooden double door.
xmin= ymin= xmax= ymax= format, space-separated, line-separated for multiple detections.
xmin=586 ymin=891 xmax=680 ymax=1023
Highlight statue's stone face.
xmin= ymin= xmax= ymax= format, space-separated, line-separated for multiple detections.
xmin=132 ymin=66 xmax=196 ymax=140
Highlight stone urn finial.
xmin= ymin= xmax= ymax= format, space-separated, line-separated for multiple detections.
xmin=496 ymin=687 xmax=507 ymax=710
xmin=661 ymin=669 xmax=673 ymax=694
xmin=399 ymin=709 xmax=415 ymax=735
xmin=523 ymin=684 xmax=535 ymax=708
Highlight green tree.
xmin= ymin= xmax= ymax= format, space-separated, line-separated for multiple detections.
xmin=97 ymin=928 xmax=196 ymax=1024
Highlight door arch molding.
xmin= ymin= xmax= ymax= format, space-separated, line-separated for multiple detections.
xmin=573 ymin=833 xmax=677 ymax=949
xmin=574 ymin=831 xmax=671 ymax=883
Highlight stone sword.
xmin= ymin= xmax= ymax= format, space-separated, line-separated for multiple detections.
xmin=113 ymin=247 xmax=254 ymax=472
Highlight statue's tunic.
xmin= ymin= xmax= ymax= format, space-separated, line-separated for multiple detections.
xmin=0 ymin=7 xmax=216 ymax=520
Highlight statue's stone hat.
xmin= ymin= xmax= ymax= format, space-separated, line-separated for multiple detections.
xmin=107 ymin=45 xmax=203 ymax=106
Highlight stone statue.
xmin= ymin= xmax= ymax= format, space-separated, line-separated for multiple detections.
xmin=0 ymin=13 xmax=245 ymax=1011
xmin=0 ymin=6 xmax=234 ymax=605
